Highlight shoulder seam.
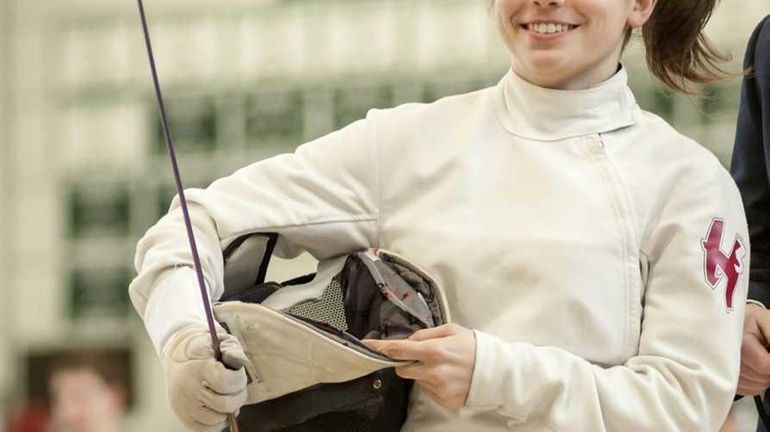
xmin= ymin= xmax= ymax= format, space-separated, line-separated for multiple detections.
xmin=640 ymin=160 xmax=723 ymax=256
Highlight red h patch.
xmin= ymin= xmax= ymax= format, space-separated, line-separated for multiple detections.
xmin=701 ymin=218 xmax=745 ymax=311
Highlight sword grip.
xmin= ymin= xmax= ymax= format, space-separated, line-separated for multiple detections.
xmin=228 ymin=413 xmax=240 ymax=432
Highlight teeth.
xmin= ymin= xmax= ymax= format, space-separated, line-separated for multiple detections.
xmin=529 ymin=23 xmax=571 ymax=34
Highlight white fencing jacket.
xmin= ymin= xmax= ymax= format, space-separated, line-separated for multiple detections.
xmin=130 ymin=67 xmax=750 ymax=431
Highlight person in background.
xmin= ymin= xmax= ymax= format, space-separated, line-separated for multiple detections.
xmin=731 ymin=14 xmax=770 ymax=432
xmin=48 ymin=354 xmax=127 ymax=432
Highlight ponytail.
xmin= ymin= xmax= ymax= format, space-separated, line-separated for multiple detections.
xmin=641 ymin=0 xmax=730 ymax=94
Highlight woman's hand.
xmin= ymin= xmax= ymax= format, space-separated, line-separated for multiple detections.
xmin=363 ymin=323 xmax=476 ymax=409
xmin=738 ymin=304 xmax=770 ymax=396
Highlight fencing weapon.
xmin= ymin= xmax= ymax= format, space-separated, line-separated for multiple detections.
xmin=134 ymin=1 xmax=240 ymax=430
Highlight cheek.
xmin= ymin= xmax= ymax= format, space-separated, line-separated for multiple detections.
xmin=492 ymin=0 xmax=525 ymax=42
xmin=578 ymin=1 xmax=632 ymax=37
xmin=492 ymin=0 xmax=524 ymax=23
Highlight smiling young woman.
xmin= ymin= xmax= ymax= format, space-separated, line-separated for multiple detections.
xmin=491 ymin=0 xmax=728 ymax=92
xmin=130 ymin=1 xmax=748 ymax=431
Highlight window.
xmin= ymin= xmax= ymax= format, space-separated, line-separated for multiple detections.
xmin=155 ymin=180 xmax=215 ymax=220
xmin=334 ymin=84 xmax=392 ymax=129
xmin=69 ymin=266 xmax=132 ymax=319
xmin=156 ymin=183 xmax=179 ymax=220
xmin=246 ymin=89 xmax=304 ymax=144
xmin=68 ymin=183 xmax=130 ymax=238
xmin=423 ymin=80 xmax=482 ymax=104
xmin=153 ymin=96 xmax=217 ymax=155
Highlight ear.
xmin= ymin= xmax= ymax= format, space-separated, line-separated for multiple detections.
xmin=627 ymin=0 xmax=657 ymax=29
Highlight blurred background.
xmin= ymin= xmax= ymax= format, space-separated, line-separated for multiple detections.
xmin=0 ymin=0 xmax=768 ymax=430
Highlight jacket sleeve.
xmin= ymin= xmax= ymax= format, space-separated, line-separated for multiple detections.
xmin=464 ymin=164 xmax=748 ymax=431
xmin=129 ymin=112 xmax=381 ymax=355
xmin=730 ymin=15 xmax=770 ymax=306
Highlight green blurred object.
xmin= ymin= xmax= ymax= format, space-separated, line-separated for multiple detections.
xmin=69 ymin=267 xmax=132 ymax=319
xmin=67 ymin=184 xmax=131 ymax=239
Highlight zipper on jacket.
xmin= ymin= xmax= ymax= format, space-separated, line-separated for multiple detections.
xmin=585 ymin=134 xmax=642 ymax=358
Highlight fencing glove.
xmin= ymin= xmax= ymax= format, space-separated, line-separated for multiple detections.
xmin=162 ymin=325 xmax=251 ymax=431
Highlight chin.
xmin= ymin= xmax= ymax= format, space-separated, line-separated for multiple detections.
xmin=517 ymin=58 xmax=574 ymax=86
xmin=531 ymin=51 xmax=572 ymax=68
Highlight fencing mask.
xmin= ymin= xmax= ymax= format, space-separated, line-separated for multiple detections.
xmin=214 ymin=233 xmax=450 ymax=432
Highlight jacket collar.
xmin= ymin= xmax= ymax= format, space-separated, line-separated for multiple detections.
xmin=494 ymin=65 xmax=639 ymax=141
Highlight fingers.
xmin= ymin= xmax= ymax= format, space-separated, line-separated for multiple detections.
xmin=363 ymin=324 xmax=470 ymax=361
xmin=739 ymin=363 xmax=769 ymax=385
xmin=165 ymin=327 xmax=215 ymax=362
xmin=740 ymin=317 xmax=770 ymax=396
xmin=742 ymin=335 xmax=770 ymax=376
xmin=395 ymin=362 xmax=438 ymax=385
xmin=362 ymin=339 xmax=433 ymax=362
xmin=739 ymin=356 xmax=770 ymax=394
xmin=737 ymin=375 xmax=769 ymax=396
xmin=165 ymin=325 xmax=247 ymax=432
xmin=408 ymin=324 xmax=462 ymax=342
xmin=365 ymin=325 xmax=475 ymax=411
xmin=200 ymin=385 xmax=248 ymax=414
xmin=220 ymin=338 xmax=252 ymax=371
xmin=754 ymin=310 xmax=770 ymax=345
xmin=203 ymin=360 xmax=248 ymax=395
xmin=741 ymin=348 xmax=770 ymax=381
xmin=194 ymin=362 xmax=247 ymax=425
xmin=192 ymin=404 xmax=228 ymax=427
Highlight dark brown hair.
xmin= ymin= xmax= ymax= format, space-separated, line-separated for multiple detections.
xmin=50 ymin=351 xmax=127 ymax=387
xmin=640 ymin=0 xmax=730 ymax=94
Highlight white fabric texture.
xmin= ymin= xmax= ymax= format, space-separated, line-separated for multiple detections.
xmin=130 ymin=66 xmax=749 ymax=431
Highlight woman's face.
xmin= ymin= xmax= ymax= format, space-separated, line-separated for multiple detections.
xmin=493 ymin=0 xmax=651 ymax=90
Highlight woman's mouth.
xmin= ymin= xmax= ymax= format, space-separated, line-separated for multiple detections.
xmin=521 ymin=23 xmax=579 ymax=35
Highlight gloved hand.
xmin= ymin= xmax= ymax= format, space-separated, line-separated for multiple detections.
xmin=162 ymin=325 xmax=251 ymax=431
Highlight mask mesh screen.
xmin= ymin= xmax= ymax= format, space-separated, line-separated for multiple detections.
xmin=283 ymin=277 xmax=348 ymax=331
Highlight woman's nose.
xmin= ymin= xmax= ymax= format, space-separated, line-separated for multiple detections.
xmin=533 ymin=0 xmax=565 ymax=6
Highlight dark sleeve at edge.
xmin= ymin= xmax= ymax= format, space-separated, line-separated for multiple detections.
xmin=730 ymin=16 xmax=770 ymax=306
